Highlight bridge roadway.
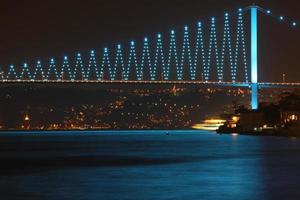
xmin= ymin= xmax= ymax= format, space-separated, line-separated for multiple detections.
xmin=0 ymin=80 xmax=300 ymax=88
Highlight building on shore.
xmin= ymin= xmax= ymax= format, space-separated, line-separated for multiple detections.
xmin=217 ymin=92 xmax=300 ymax=136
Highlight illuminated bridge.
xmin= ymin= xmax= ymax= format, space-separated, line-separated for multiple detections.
xmin=0 ymin=5 xmax=299 ymax=109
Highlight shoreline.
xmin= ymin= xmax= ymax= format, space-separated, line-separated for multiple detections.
xmin=0 ymin=128 xmax=192 ymax=132
xmin=217 ymin=131 xmax=300 ymax=138
xmin=0 ymin=129 xmax=206 ymax=135
xmin=0 ymin=129 xmax=299 ymax=138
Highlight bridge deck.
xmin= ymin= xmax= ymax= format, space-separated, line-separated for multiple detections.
xmin=0 ymin=80 xmax=300 ymax=88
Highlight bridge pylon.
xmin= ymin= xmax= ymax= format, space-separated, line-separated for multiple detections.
xmin=250 ymin=5 xmax=258 ymax=110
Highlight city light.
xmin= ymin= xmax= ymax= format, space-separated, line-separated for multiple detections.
xmin=232 ymin=116 xmax=239 ymax=122
xmin=24 ymin=114 xmax=30 ymax=121
xmin=192 ymin=119 xmax=226 ymax=131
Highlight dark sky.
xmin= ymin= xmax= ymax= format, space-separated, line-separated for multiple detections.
xmin=0 ymin=0 xmax=299 ymax=82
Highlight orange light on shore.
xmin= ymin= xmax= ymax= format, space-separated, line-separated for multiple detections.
xmin=232 ymin=116 xmax=239 ymax=122
xmin=203 ymin=119 xmax=226 ymax=124
xmin=192 ymin=118 xmax=226 ymax=131
xmin=24 ymin=114 xmax=30 ymax=121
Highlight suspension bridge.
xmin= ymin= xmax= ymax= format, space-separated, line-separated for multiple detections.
xmin=0 ymin=5 xmax=299 ymax=110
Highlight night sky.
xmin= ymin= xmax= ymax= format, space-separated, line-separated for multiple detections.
xmin=0 ymin=0 xmax=299 ymax=82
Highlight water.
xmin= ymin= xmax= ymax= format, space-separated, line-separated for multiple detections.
xmin=0 ymin=130 xmax=300 ymax=200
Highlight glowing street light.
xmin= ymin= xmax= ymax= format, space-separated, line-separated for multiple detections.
xmin=24 ymin=114 xmax=30 ymax=121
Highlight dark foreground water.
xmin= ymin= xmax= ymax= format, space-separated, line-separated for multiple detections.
xmin=0 ymin=130 xmax=300 ymax=200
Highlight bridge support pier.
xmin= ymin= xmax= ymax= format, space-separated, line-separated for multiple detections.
xmin=251 ymin=83 xmax=258 ymax=110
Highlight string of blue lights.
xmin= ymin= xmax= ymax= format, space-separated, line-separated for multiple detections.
xmin=0 ymin=7 xmax=296 ymax=83
xmin=0 ymin=9 xmax=248 ymax=82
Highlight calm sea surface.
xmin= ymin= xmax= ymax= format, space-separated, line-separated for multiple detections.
xmin=0 ymin=130 xmax=300 ymax=200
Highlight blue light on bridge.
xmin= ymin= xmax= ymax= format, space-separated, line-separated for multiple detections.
xmin=112 ymin=44 xmax=124 ymax=81
xmin=154 ymin=32 xmax=166 ymax=80
xmin=167 ymin=29 xmax=179 ymax=80
xmin=251 ymin=7 xmax=258 ymax=84
xmin=207 ymin=17 xmax=221 ymax=82
xmin=20 ymin=63 xmax=32 ymax=80
xmin=0 ymin=6 xmax=296 ymax=111
xmin=46 ymin=58 xmax=58 ymax=80
xmin=251 ymin=6 xmax=258 ymax=110
xmin=88 ymin=50 xmax=101 ymax=80
xmin=222 ymin=12 xmax=233 ymax=82
xmin=7 ymin=65 xmax=17 ymax=80
xmin=33 ymin=61 xmax=44 ymax=80
xmin=73 ymin=53 xmax=85 ymax=80
xmin=0 ymin=8 xmax=253 ymax=84
xmin=141 ymin=37 xmax=151 ymax=80
xmin=61 ymin=56 xmax=70 ymax=80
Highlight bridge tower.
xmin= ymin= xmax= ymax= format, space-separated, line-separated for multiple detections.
xmin=250 ymin=5 xmax=258 ymax=110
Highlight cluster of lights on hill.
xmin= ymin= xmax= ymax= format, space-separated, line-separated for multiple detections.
xmin=0 ymin=6 xmax=297 ymax=83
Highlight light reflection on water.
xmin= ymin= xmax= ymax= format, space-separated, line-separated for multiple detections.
xmin=0 ymin=130 xmax=299 ymax=200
